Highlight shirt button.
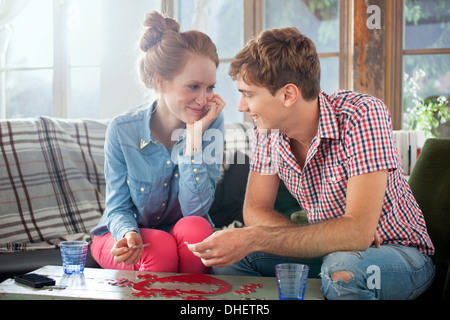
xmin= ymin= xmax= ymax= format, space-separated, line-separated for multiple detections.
xmin=127 ymin=180 xmax=130 ymax=185
xmin=193 ymin=168 xmax=198 ymax=173
xmin=191 ymin=159 xmax=195 ymax=164
xmin=162 ymin=202 xmax=166 ymax=207
xmin=166 ymin=160 xmax=171 ymax=165
xmin=140 ymin=187 xmax=145 ymax=192
xmin=174 ymin=173 xmax=179 ymax=178
xmin=164 ymin=183 xmax=168 ymax=187
xmin=195 ymin=177 xmax=200 ymax=182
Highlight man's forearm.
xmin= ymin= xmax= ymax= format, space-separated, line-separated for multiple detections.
xmin=249 ymin=216 xmax=374 ymax=259
xmin=243 ymin=205 xmax=296 ymax=227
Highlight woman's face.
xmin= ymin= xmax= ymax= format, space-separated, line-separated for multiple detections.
xmin=159 ymin=54 xmax=217 ymax=125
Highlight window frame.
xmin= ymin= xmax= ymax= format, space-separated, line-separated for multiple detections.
xmin=53 ymin=0 xmax=69 ymax=118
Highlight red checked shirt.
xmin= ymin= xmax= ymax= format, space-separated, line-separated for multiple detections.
xmin=251 ymin=90 xmax=435 ymax=255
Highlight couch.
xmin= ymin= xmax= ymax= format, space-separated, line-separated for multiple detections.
xmin=408 ymin=138 xmax=450 ymax=300
xmin=1 ymin=117 xmax=446 ymax=300
xmin=0 ymin=117 xmax=301 ymax=282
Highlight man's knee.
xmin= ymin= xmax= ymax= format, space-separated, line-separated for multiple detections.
xmin=320 ymin=250 xmax=378 ymax=300
xmin=331 ymin=270 xmax=354 ymax=282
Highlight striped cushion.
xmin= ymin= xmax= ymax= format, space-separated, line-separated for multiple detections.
xmin=209 ymin=122 xmax=254 ymax=227
xmin=222 ymin=122 xmax=254 ymax=167
xmin=0 ymin=117 xmax=107 ymax=251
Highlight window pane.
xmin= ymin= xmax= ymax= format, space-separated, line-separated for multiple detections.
xmin=178 ymin=0 xmax=244 ymax=58
xmin=403 ymin=54 xmax=450 ymax=118
xmin=320 ymin=57 xmax=339 ymax=94
xmin=6 ymin=70 xmax=53 ymax=118
xmin=263 ymin=0 xmax=339 ymax=53
xmin=404 ymin=0 xmax=450 ymax=50
xmin=69 ymin=67 xmax=100 ymax=118
xmin=67 ymin=0 xmax=102 ymax=66
xmin=6 ymin=0 xmax=53 ymax=68
xmin=216 ymin=62 xmax=243 ymax=123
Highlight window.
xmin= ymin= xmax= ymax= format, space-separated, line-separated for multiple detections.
xmin=402 ymin=0 xmax=450 ymax=129
xmin=4 ymin=1 xmax=446 ymax=125
xmin=1 ymin=0 xmax=162 ymax=119
xmin=1 ymin=0 xmax=53 ymax=118
xmin=2 ymin=0 xmax=352 ymax=121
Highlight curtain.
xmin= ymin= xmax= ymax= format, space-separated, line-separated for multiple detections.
xmin=190 ymin=0 xmax=211 ymax=33
xmin=0 ymin=0 xmax=32 ymax=55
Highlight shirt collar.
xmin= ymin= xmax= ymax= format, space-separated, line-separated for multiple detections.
xmin=141 ymin=101 xmax=186 ymax=149
xmin=317 ymin=91 xmax=339 ymax=140
xmin=142 ymin=101 xmax=157 ymax=144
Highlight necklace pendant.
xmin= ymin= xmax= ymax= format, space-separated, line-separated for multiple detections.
xmin=140 ymin=138 xmax=149 ymax=149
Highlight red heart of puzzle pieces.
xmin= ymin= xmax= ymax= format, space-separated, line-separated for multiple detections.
xmin=132 ymin=274 xmax=232 ymax=298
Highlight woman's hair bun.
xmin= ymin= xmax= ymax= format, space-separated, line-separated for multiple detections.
xmin=140 ymin=11 xmax=181 ymax=52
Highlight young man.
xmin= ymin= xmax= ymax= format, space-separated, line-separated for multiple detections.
xmin=187 ymin=28 xmax=435 ymax=299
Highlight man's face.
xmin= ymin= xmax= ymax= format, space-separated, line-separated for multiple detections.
xmin=236 ymin=77 xmax=283 ymax=132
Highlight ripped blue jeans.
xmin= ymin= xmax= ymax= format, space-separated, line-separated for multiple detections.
xmin=213 ymin=244 xmax=435 ymax=300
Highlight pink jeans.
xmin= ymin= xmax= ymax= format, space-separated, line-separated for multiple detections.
xmin=91 ymin=216 xmax=213 ymax=273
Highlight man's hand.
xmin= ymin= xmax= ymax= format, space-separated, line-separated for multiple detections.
xmin=373 ymin=232 xmax=383 ymax=248
xmin=187 ymin=228 xmax=254 ymax=268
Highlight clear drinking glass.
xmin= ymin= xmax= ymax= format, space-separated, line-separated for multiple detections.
xmin=60 ymin=241 xmax=89 ymax=275
xmin=276 ymin=263 xmax=309 ymax=300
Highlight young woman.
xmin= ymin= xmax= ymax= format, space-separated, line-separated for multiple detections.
xmin=90 ymin=11 xmax=225 ymax=274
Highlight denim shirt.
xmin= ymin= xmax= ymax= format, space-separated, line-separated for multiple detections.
xmin=91 ymin=102 xmax=224 ymax=241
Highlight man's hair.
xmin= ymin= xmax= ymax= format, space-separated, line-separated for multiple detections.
xmin=229 ymin=27 xmax=321 ymax=101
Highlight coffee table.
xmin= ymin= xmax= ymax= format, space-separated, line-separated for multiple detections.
xmin=0 ymin=265 xmax=323 ymax=300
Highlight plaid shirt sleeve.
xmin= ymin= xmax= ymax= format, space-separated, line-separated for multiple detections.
xmin=344 ymin=97 xmax=399 ymax=178
xmin=250 ymin=128 xmax=278 ymax=175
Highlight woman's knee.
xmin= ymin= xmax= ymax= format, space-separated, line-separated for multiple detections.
xmin=90 ymin=233 xmax=123 ymax=269
xmin=138 ymin=228 xmax=178 ymax=272
xmin=170 ymin=216 xmax=213 ymax=243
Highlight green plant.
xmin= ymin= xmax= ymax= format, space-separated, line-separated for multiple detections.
xmin=404 ymin=70 xmax=450 ymax=138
